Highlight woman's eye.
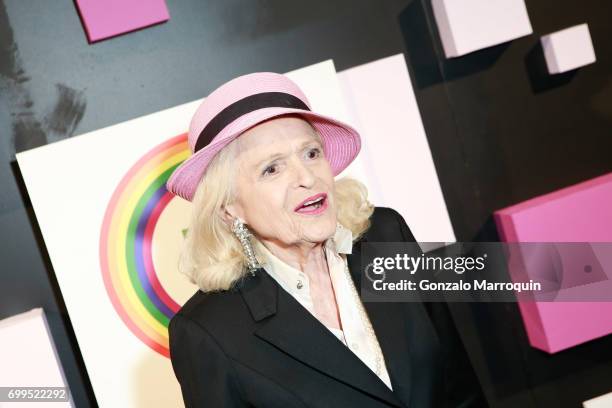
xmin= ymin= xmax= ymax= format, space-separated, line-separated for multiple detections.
xmin=306 ymin=147 xmax=322 ymax=159
xmin=262 ymin=164 xmax=278 ymax=176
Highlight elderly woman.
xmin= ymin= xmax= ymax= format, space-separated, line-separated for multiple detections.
xmin=166 ymin=72 xmax=485 ymax=407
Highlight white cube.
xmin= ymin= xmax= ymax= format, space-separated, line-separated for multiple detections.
xmin=432 ymin=0 xmax=533 ymax=58
xmin=584 ymin=391 xmax=612 ymax=408
xmin=541 ymin=23 xmax=596 ymax=74
xmin=0 ymin=309 xmax=71 ymax=406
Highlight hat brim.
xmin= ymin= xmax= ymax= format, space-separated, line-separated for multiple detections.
xmin=166 ymin=107 xmax=362 ymax=202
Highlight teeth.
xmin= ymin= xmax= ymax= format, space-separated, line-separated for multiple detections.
xmin=302 ymin=196 xmax=323 ymax=206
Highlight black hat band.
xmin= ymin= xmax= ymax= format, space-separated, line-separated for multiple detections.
xmin=194 ymin=91 xmax=310 ymax=153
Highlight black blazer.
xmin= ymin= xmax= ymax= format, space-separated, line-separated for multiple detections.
xmin=169 ymin=207 xmax=487 ymax=407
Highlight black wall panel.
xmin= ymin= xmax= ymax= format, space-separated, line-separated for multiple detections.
xmin=1 ymin=0 xmax=610 ymax=406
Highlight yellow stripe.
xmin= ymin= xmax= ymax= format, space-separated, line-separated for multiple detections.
xmin=108 ymin=142 xmax=189 ymax=343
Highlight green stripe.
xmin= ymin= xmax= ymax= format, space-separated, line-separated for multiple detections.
xmin=124 ymin=165 xmax=179 ymax=327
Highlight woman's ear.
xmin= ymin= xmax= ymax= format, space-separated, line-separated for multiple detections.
xmin=219 ymin=205 xmax=233 ymax=227
xmin=219 ymin=203 xmax=242 ymax=227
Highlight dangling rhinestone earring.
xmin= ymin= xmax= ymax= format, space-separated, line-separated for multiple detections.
xmin=231 ymin=217 xmax=261 ymax=276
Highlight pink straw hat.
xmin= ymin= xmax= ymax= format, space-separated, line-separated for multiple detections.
xmin=166 ymin=72 xmax=362 ymax=202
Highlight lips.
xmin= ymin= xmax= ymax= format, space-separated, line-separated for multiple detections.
xmin=294 ymin=193 xmax=327 ymax=213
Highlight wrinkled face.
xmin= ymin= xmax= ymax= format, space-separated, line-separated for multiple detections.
xmin=224 ymin=115 xmax=337 ymax=248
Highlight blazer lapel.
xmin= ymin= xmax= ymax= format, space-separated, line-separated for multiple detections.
xmin=239 ymin=265 xmax=405 ymax=407
xmin=346 ymin=235 xmax=413 ymax=408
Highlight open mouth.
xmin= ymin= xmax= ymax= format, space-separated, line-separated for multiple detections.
xmin=294 ymin=193 xmax=328 ymax=214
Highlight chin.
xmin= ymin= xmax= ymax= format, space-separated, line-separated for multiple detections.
xmin=305 ymin=219 xmax=336 ymax=240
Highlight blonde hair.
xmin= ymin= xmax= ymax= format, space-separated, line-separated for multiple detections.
xmin=178 ymin=122 xmax=375 ymax=293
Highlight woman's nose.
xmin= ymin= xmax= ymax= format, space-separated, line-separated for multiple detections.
xmin=292 ymin=158 xmax=316 ymax=188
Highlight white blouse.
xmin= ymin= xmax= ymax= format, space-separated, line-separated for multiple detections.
xmin=256 ymin=224 xmax=394 ymax=391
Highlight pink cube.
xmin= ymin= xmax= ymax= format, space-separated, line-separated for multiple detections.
xmin=75 ymin=0 xmax=170 ymax=43
xmin=495 ymin=172 xmax=612 ymax=353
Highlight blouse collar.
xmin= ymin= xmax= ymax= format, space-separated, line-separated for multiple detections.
xmin=255 ymin=223 xmax=353 ymax=293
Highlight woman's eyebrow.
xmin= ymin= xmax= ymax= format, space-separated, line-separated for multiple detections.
xmin=253 ymin=153 xmax=284 ymax=169
xmin=252 ymin=140 xmax=322 ymax=168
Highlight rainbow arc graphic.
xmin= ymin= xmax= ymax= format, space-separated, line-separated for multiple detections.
xmin=100 ymin=134 xmax=189 ymax=357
